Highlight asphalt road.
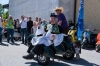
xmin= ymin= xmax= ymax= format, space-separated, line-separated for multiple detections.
xmin=0 ymin=41 xmax=100 ymax=66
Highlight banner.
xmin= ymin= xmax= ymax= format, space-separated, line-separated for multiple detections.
xmin=77 ymin=0 xmax=84 ymax=40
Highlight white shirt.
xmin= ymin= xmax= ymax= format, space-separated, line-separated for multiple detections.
xmin=16 ymin=21 xmax=20 ymax=27
xmin=20 ymin=20 xmax=27 ymax=28
xmin=33 ymin=21 xmax=38 ymax=28
xmin=31 ymin=25 xmax=64 ymax=46
xmin=0 ymin=17 xmax=2 ymax=27
xmin=36 ymin=26 xmax=45 ymax=36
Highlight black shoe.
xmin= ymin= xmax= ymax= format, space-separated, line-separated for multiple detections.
xmin=0 ymin=42 xmax=2 ymax=44
xmin=7 ymin=41 xmax=9 ymax=43
xmin=24 ymin=43 xmax=27 ymax=45
xmin=19 ymin=39 xmax=21 ymax=41
xmin=21 ymin=42 xmax=24 ymax=44
xmin=22 ymin=53 xmax=34 ymax=59
xmin=12 ymin=42 xmax=15 ymax=44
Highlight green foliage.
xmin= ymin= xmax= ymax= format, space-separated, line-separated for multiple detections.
xmin=0 ymin=3 xmax=4 ymax=15
xmin=2 ymin=11 xmax=9 ymax=19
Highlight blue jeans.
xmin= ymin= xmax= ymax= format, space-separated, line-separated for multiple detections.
xmin=7 ymin=29 xmax=14 ymax=43
xmin=21 ymin=28 xmax=27 ymax=43
xmin=0 ymin=27 xmax=3 ymax=43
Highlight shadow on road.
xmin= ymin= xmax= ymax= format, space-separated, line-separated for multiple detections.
xmin=25 ymin=61 xmax=70 ymax=66
xmin=83 ymin=47 xmax=95 ymax=51
xmin=24 ymin=55 xmax=99 ymax=66
xmin=10 ymin=43 xmax=20 ymax=46
xmin=0 ymin=43 xmax=8 ymax=46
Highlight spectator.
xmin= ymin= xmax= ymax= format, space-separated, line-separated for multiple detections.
xmin=2 ymin=19 xmax=7 ymax=28
xmin=32 ymin=17 xmax=38 ymax=34
xmin=16 ymin=19 xmax=21 ymax=33
xmin=0 ymin=16 xmax=3 ymax=44
xmin=14 ymin=19 xmax=17 ymax=29
xmin=6 ymin=15 xmax=14 ymax=44
xmin=20 ymin=15 xmax=27 ymax=45
xmin=68 ymin=19 xmax=74 ymax=28
xmin=27 ymin=17 xmax=33 ymax=36
xmin=38 ymin=18 xmax=42 ymax=24
xmin=54 ymin=7 xmax=68 ymax=34
xmin=24 ymin=16 xmax=29 ymax=22
xmin=41 ymin=19 xmax=47 ymax=27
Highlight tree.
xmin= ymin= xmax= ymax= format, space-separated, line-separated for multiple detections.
xmin=2 ymin=11 xmax=9 ymax=19
xmin=0 ymin=3 xmax=4 ymax=16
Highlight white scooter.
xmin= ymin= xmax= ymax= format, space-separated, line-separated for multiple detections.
xmin=81 ymin=29 xmax=97 ymax=49
xmin=2 ymin=28 xmax=21 ymax=41
xmin=14 ymin=29 xmax=21 ymax=41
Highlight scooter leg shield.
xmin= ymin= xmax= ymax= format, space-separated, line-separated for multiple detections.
xmin=54 ymin=45 xmax=64 ymax=52
xmin=44 ymin=47 xmax=55 ymax=58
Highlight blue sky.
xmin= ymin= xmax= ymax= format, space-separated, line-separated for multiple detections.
xmin=0 ymin=0 xmax=9 ymax=5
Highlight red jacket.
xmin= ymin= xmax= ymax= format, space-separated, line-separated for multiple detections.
xmin=96 ymin=33 xmax=100 ymax=45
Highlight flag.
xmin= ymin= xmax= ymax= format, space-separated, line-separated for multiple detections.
xmin=77 ymin=0 xmax=84 ymax=40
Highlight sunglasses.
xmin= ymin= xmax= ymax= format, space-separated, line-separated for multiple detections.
xmin=56 ymin=10 xmax=60 ymax=11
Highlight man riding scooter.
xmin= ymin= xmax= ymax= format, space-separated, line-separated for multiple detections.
xmin=22 ymin=13 xmax=64 ymax=59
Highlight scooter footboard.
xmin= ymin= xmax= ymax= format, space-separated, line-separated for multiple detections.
xmin=62 ymin=41 xmax=75 ymax=53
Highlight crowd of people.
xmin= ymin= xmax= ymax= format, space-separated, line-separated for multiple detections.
xmin=22 ymin=7 xmax=74 ymax=59
xmin=0 ymin=6 xmax=77 ymax=59
xmin=0 ymin=15 xmax=48 ymax=44
xmin=0 ymin=7 xmax=73 ymax=45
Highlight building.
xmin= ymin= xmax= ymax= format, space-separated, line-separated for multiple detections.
xmin=9 ymin=0 xmax=100 ymax=30
xmin=3 ymin=4 xmax=9 ymax=10
xmin=9 ymin=0 xmax=75 ymax=23
xmin=76 ymin=0 xmax=100 ymax=30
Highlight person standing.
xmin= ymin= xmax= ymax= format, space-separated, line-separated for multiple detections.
xmin=38 ymin=18 xmax=42 ymax=24
xmin=27 ymin=17 xmax=33 ymax=36
xmin=2 ymin=19 xmax=7 ymax=28
xmin=41 ymin=19 xmax=47 ymax=27
xmin=54 ymin=7 xmax=68 ymax=34
xmin=32 ymin=17 xmax=39 ymax=34
xmin=0 ymin=16 xmax=3 ymax=44
xmin=16 ymin=19 xmax=21 ymax=33
xmin=68 ymin=19 xmax=74 ymax=28
xmin=20 ymin=15 xmax=27 ymax=44
xmin=6 ymin=15 xmax=14 ymax=44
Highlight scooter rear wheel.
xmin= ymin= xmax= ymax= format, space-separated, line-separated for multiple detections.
xmin=63 ymin=52 xmax=74 ymax=60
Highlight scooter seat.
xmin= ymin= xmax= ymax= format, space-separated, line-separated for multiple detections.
xmin=62 ymin=41 xmax=73 ymax=47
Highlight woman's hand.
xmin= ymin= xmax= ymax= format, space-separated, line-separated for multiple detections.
xmin=58 ymin=21 xmax=62 ymax=26
xmin=51 ymin=34 xmax=55 ymax=40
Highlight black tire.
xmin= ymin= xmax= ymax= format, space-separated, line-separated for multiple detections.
xmin=95 ymin=46 xmax=100 ymax=52
xmin=63 ymin=52 xmax=74 ymax=60
xmin=81 ymin=42 xmax=86 ymax=49
xmin=81 ymin=44 xmax=85 ymax=49
xmin=14 ymin=37 xmax=20 ymax=41
xmin=37 ymin=54 xmax=50 ymax=66
xmin=4 ymin=33 xmax=7 ymax=38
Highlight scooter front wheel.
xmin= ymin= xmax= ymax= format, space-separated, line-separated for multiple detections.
xmin=37 ymin=54 xmax=50 ymax=65
xmin=95 ymin=45 xmax=100 ymax=52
